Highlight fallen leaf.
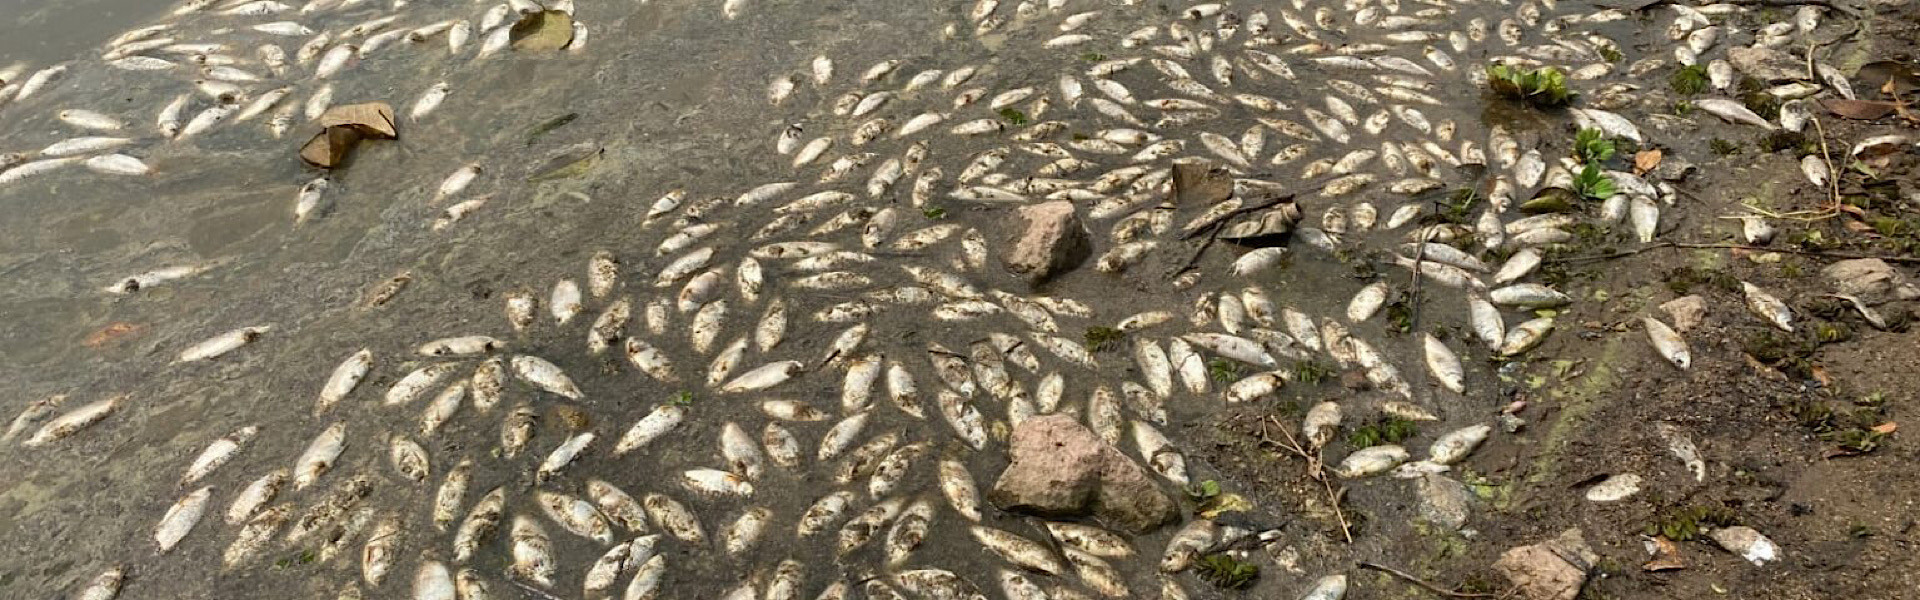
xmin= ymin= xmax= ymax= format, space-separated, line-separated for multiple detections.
xmin=1821 ymin=98 xmax=1898 ymax=120
xmin=1843 ymin=220 xmax=1878 ymax=235
xmin=510 ymin=11 xmax=575 ymax=52
xmin=300 ymin=126 xmax=364 ymax=168
xmin=1633 ymin=148 xmax=1663 ymax=175
xmin=1172 ymin=163 xmax=1233 ymax=206
xmin=1872 ymin=421 xmax=1897 ymax=434
xmin=1199 ymin=493 xmax=1254 ymax=519
xmin=1856 ymin=61 xmax=1920 ymax=97
xmin=318 ymin=102 xmax=397 ymax=139
xmin=1642 ymin=536 xmax=1686 ymax=572
xmin=82 ymin=322 xmax=145 ymax=348
xmin=1810 ymin=364 xmax=1833 ymax=387
xmin=528 ymin=142 xmax=603 ymax=181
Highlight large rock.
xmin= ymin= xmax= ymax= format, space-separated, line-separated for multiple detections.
xmin=1000 ymin=201 xmax=1090 ymax=284
xmin=1728 ymin=46 xmax=1805 ymax=82
xmin=1823 ymin=258 xmax=1918 ymax=303
xmin=1660 ymin=295 xmax=1709 ymax=332
xmin=1415 ymin=474 xmax=1472 ymax=531
xmin=1495 ymin=529 xmax=1599 ymax=600
xmin=987 ymin=415 xmax=1178 ymax=533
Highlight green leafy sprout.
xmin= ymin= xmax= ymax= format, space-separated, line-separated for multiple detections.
xmin=1196 ymin=553 xmax=1260 ymax=589
xmin=1572 ymin=162 xmax=1616 ymax=202
xmin=1207 ymin=357 xmax=1243 ymax=383
xmin=1347 ymin=416 xmax=1419 ymax=449
xmin=1574 ymin=128 xmax=1616 ymax=164
xmin=1670 ymin=64 xmax=1710 ymax=96
xmin=669 ymin=390 xmax=695 ymax=406
xmin=1082 ymin=326 xmax=1125 ymax=353
xmin=1292 ymin=360 xmax=1331 ymax=386
xmin=1486 ymin=64 xmax=1576 ymax=108
xmin=998 ymin=107 xmax=1029 ymax=126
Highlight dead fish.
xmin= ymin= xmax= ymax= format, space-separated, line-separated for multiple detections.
xmin=971 ymin=526 xmax=1067 ymax=574
xmin=1694 ymin=98 xmax=1776 ymax=129
xmin=155 ymin=486 xmax=212 ymax=553
xmin=1643 ymin=317 xmax=1691 ymax=369
xmin=182 ymin=425 xmax=260 ymax=486
xmin=177 ymin=325 xmax=270 ymax=362
xmin=509 ymin=516 xmax=557 ymax=586
xmin=24 ymin=395 xmax=121 ymax=447
xmin=511 ymin=355 xmax=584 ymax=399
xmin=1335 ymin=445 xmax=1407 ymax=478
xmin=1723 ymin=276 xmax=1792 ymax=332
xmin=1422 ymin=334 xmax=1465 ymax=394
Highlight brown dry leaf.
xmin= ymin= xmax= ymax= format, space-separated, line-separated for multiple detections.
xmin=1821 ymin=98 xmax=1899 ymax=120
xmin=1633 ymin=149 xmax=1662 ymax=175
xmin=1172 ymin=163 xmax=1233 ymax=206
xmin=1843 ymin=220 xmax=1878 ymax=235
xmin=1642 ymin=536 xmax=1686 ymax=572
xmin=300 ymin=126 xmax=364 ymax=168
xmin=510 ymin=11 xmax=575 ymax=51
xmin=318 ymin=102 xmax=397 ymax=139
xmin=1872 ymin=421 xmax=1897 ymax=434
xmin=1857 ymin=61 xmax=1920 ymax=97
xmin=1809 ymin=365 xmax=1833 ymax=387
xmin=82 ymin=322 xmax=145 ymax=348
xmin=1744 ymin=353 xmax=1786 ymax=381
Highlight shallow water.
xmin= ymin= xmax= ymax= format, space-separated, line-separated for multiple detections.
xmin=0 ymin=0 xmax=1748 ymax=598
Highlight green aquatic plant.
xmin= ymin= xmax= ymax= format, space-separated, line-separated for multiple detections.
xmin=1347 ymin=417 xmax=1418 ymax=448
xmin=1486 ymin=64 xmax=1576 ymax=107
xmin=998 ymin=107 xmax=1029 ymax=126
xmin=1082 ymin=326 xmax=1125 ymax=353
xmin=1207 ymin=357 xmax=1243 ymax=383
xmin=1670 ymin=64 xmax=1710 ymax=95
xmin=1574 ymin=128 xmax=1616 ymax=164
xmin=1195 ymin=553 xmax=1259 ymax=589
xmin=1572 ymin=162 xmax=1616 ymax=202
xmin=1292 ymin=360 xmax=1332 ymax=386
xmin=1644 ymin=505 xmax=1738 ymax=541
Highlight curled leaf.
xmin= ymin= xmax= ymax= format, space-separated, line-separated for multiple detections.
xmin=510 ymin=11 xmax=575 ymax=51
xmin=1633 ymin=149 xmax=1663 ymax=175
xmin=1198 ymin=492 xmax=1253 ymax=519
xmin=317 ymin=102 xmax=397 ymax=139
xmin=1821 ymin=98 xmax=1898 ymax=120
xmin=300 ymin=126 xmax=364 ymax=168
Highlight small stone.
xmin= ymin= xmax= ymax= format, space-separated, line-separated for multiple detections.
xmin=1709 ymin=526 xmax=1779 ymax=566
xmin=1495 ymin=529 xmax=1598 ymax=600
xmin=987 ymin=415 xmax=1177 ymax=533
xmin=1660 ymin=295 xmax=1708 ymax=332
xmin=1415 ymin=474 xmax=1472 ymax=531
xmin=1728 ymin=46 xmax=1806 ymax=82
xmin=1583 ymin=474 xmax=1642 ymax=502
xmin=1000 ymin=201 xmax=1091 ymax=285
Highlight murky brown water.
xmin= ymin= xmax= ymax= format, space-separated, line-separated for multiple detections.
xmin=0 ymin=0 xmax=1764 ymax=598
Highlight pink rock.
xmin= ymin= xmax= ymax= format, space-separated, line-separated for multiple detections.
xmin=1000 ymin=201 xmax=1089 ymax=284
xmin=987 ymin=415 xmax=1176 ymax=533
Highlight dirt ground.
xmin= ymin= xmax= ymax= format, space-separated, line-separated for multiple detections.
xmin=1191 ymin=5 xmax=1920 ymax=599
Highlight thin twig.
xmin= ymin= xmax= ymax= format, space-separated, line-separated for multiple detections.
xmin=1550 ymin=240 xmax=1920 ymax=264
xmin=1260 ymin=415 xmax=1353 ymax=543
xmin=505 ymin=578 xmax=567 ymax=600
xmin=1718 ymin=0 xmax=1864 ymax=19
xmin=1358 ymin=562 xmax=1503 ymax=598
xmin=1168 ymin=193 xmax=1297 ymax=278
xmin=1805 ymin=38 xmax=1846 ymax=220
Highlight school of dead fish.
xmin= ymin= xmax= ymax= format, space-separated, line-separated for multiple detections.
xmin=9 ymin=0 xmax=1866 ymax=597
